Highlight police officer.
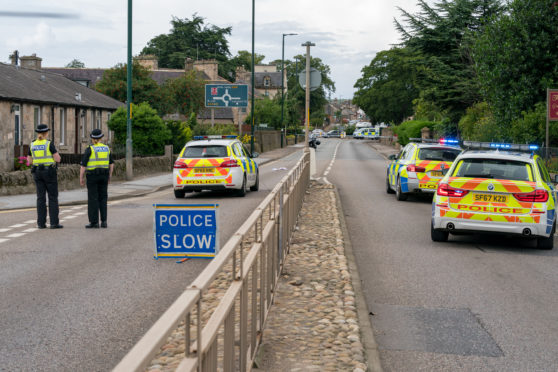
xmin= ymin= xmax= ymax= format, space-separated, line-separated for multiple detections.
xmin=27 ymin=124 xmax=63 ymax=229
xmin=79 ymin=129 xmax=114 ymax=228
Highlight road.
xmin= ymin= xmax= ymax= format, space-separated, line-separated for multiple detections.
xmin=0 ymin=149 xmax=303 ymax=372
xmin=324 ymin=138 xmax=558 ymax=371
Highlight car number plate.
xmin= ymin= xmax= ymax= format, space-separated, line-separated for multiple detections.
xmin=194 ymin=168 xmax=214 ymax=173
xmin=431 ymin=171 xmax=443 ymax=177
xmin=473 ymin=193 xmax=508 ymax=203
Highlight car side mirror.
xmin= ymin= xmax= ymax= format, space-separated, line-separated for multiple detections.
xmin=388 ymin=154 xmax=396 ymax=160
xmin=251 ymin=152 xmax=260 ymax=158
xmin=442 ymin=168 xmax=450 ymax=175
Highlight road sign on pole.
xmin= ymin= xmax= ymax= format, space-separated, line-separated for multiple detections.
xmin=153 ymin=204 xmax=219 ymax=259
xmin=205 ymin=84 xmax=248 ymax=107
xmin=298 ymin=68 xmax=321 ymax=91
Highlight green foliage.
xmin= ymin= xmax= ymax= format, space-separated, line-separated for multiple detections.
xmin=393 ymin=120 xmax=437 ymax=146
xmin=458 ymin=102 xmax=501 ymax=141
xmin=353 ymin=47 xmax=419 ymax=124
xmin=192 ymin=124 xmax=237 ymax=137
xmin=141 ymin=14 xmax=233 ymax=77
xmin=95 ymin=62 xmax=162 ymax=112
xmin=14 ymin=156 xmax=31 ymax=171
xmin=160 ymin=71 xmax=205 ymax=115
xmin=165 ymin=120 xmax=193 ymax=153
xmin=107 ymin=103 xmax=171 ymax=155
xmin=244 ymin=97 xmax=283 ymax=129
xmin=473 ymin=0 xmax=558 ymax=128
xmin=232 ymin=50 xmax=265 ymax=72
xmin=509 ymin=102 xmax=556 ymax=145
xmin=345 ymin=125 xmax=356 ymax=135
xmin=65 ymin=59 xmax=85 ymax=68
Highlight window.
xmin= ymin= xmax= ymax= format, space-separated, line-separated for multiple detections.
xmin=233 ymin=143 xmax=243 ymax=158
xmin=81 ymin=110 xmax=87 ymax=138
xmin=33 ymin=106 xmax=41 ymax=129
xmin=107 ymin=113 xmax=112 ymax=141
xmin=454 ymin=159 xmax=531 ymax=181
xmin=537 ymin=158 xmax=552 ymax=183
xmin=96 ymin=110 xmax=101 ymax=129
xmin=418 ymin=147 xmax=461 ymax=161
xmin=182 ymin=146 xmax=228 ymax=158
xmin=59 ymin=108 xmax=66 ymax=145
xmin=263 ymin=76 xmax=271 ymax=87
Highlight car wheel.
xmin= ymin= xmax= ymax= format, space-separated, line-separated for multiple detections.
xmin=537 ymin=222 xmax=555 ymax=250
xmin=386 ymin=175 xmax=395 ymax=194
xmin=396 ymin=176 xmax=408 ymax=201
xmin=250 ymin=170 xmax=259 ymax=191
xmin=174 ymin=189 xmax=185 ymax=198
xmin=237 ymin=174 xmax=247 ymax=197
xmin=431 ymin=221 xmax=449 ymax=242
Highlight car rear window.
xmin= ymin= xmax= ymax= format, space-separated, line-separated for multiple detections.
xmin=453 ymin=159 xmax=530 ymax=181
xmin=418 ymin=148 xmax=461 ymax=161
xmin=183 ymin=145 xmax=228 ymax=158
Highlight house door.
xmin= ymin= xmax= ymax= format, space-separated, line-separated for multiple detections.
xmin=74 ymin=109 xmax=79 ymax=153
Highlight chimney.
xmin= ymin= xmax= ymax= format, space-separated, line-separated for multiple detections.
xmin=19 ymin=53 xmax=42 ymax=70
xmin=194 ymin=59 xmax=219 ymax=80
xmin=134 ymin=54 xmax=158 ymax=70
xmin=184 ymin=57 xmax=194 ymax=71
xmin=9 ymin=50 xmax=19 ymax=65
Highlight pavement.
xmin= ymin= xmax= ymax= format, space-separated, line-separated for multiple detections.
xmin=0 ymin=145 xmax=303 ymax=211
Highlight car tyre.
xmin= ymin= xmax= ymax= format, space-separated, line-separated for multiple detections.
xmin=250 ymin=170 xmax=259 ymax=191
xmin=396 ymin=176 xmax=408 ymax=201
xmin=537 ymin=222 xmax=555 ymax=250
xmin=174 ymin=189 xmax=185 ymax=198
xmin=431 ymin=222 xmax=449 ymax=242
xmin=237 ymin=174 xmax=247 ymax=197
xmin=386 ymin=175 xmax=395 ymax=194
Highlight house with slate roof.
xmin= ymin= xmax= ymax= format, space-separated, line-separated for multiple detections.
xmin=0 ymin=58 xmax=123 ymax=172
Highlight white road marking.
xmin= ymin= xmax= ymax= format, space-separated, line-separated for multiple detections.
xmin=0 ymin=228 xmax=12 ymax=233
xmin=25 ymin=220 xmax=35 ymax=224
xmin=9 ymin=224 xmax=26 ymax=228
xmin=75 ymin=212 xmax=86 ymax=216
xmin=6 ymin=233 xmax=25 ymax=238
xmin=63 ymin=215 xmax=77 ymax=219
xmin=23 ymin=228 xmax=38 ymax=232
xmin=0 ymin=238 xmax=9 ymax=244
xmin=323 ymin=142 xmax=341 ymax=182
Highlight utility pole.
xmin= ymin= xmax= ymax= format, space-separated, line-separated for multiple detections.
xmin=250 ymin=0 xmax=255 ymax=154
xmin=281 ymin=33 xmax=297 ymax=148
xmin=301 ymin=41 xmax=315 ymax=151
xmin=126 ymin=0 xmax=133 ymax=180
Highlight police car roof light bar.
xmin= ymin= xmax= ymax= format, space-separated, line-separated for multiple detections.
xmin=462 ymin=141 xmax=539 ymax=152
xmin=193 ymin=135 xmax=238 ymax=140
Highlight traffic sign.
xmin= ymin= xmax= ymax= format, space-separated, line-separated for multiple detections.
xmin=205 ymin=84 xmax=248 ymax=107
xmin=298 ymin=68 xmax=322 ymax=91
xmin=153 ymin=204 xmax=219 ymax=258
xmin=548 ymin=89 xmax=558 ymax=121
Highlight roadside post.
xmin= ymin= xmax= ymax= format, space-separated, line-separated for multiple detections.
xmin=153 ymin=204 xmax=219 ymax=259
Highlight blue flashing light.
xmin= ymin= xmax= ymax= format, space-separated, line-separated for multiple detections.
xmin=440 ymin=138 xmax=459 ymax=145
xmin=193 ymin=136 xmax=204 ymax=140
xmin=490 ymin=143 xmax=511 ymax=149
xmin=529 ymin=145 xmax=539 ymax=150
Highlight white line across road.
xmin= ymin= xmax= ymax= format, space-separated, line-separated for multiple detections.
xmin=323 ymin=141 xmax=341 ymax=184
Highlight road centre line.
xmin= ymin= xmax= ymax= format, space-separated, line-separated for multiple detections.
xmin=323 ymin=142 xmax=341 ymax=183
xmin=9 ymin=223 xmax=27 ymax=228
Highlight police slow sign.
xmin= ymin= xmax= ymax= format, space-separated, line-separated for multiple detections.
xmin=153 ymin=204 xmax=219 ymax=258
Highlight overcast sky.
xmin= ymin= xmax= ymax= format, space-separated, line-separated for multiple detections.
xmin=0 ymin=0 xmax=423 ymax=99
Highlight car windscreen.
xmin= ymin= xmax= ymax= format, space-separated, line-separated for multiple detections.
xmin=183 ymin=145 xmax=228 ymax=158
xmin=418 ymin=148 xmax=461 ymax=161
xmin=453 ymin=158 xmax=530 ymax=181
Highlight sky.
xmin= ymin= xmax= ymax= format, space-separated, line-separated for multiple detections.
xmin=0 ymin=0 xmax=423 ymax=99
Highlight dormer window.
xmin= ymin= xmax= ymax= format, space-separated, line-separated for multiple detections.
xmin=263 ymin=76 xmax=271 ymax=87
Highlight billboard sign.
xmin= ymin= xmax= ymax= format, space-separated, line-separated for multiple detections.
xmin=205 ymin=84 xmax=248 ymax=108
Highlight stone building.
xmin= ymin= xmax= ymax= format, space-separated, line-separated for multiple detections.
xmin=0 ymin=60 xmax=123 ymax=172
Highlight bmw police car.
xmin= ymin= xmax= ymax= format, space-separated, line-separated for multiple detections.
xmin=386 ymin=139 xmax=462 ymax=201
xmin=173 ymin=135 xmax=259 ymax=198
xmin=431 ymin=142 xmax=556 ymax=249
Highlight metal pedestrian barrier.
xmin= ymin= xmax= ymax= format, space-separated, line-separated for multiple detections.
xmin=114 ymin=151 xmax=310 ymax=372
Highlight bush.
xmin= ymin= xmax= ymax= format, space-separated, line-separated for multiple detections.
xmin=345 ymin=125 xmax=356 ymax=135
xmin=192 ymin=124 xmax=238 ymax=137
xmin=165 ymin=120 xmax=193 ymax=153
xmin=392 ymin=120 xmax=437 ymax=146
xmin=14 ymin=156 xmax=31 ymax=171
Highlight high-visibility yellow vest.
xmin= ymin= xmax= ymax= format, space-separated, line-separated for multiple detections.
xmin=30 ymin=139 xmax=55 ymax=166
xmin=86 ymin=143 xmax=110 ymax=170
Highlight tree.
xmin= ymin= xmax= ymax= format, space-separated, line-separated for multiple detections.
xmin=141 ymin=14 xmax=233 ymax=78
xmin=353 ymin=47 xmax=419 ymax=124
xmin=107 ymin=103 xmax=171 ymax=155
xmin=244 ymin=97 xmax=283 ymax=129
xmin=232 ymin=50 xmax=265 ymax=72
xmin=160 ymin=71 xmax=205 ymax=115
xmin=165 ymin=120 xmax=193 ymax=152
xmin=473 ymin=0 xmax=558 ymax=131
xmin=95 ymin=62 xmax=163 ymax=113
xmin=65 ymin=59 xmax=85 ymax=68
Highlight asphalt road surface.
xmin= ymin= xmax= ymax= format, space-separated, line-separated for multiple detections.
xmin=326 ymin=138 xmax=558 ymax=371
xmin=0 ymin=149 xmax=302 ymax=372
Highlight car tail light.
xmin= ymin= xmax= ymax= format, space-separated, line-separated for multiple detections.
xmin=221 ymin=159 xmax=240 ymax=168
xmin=437 ymin=183 xmax=469 ymax=197
xmin=407 ymin=164 xmax=426 ymax=173
xmin=173 ymin=160 xmax=188 ymax=169
xmin=513 ymin=189 xmax=548 ymax=202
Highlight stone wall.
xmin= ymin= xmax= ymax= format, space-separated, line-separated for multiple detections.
xmin=0 ymin=156 xmax=172 ymax=196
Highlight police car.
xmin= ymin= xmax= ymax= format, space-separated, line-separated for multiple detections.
xmin=431 ymin=142 xmax=556 ymax=249
xmin=173 ymin=135 xmax=259 ymax=198
xmin=386 ymin=139 xmax=462 ymax=201
xmin=353 ymin=128 xmax=379 ymax=140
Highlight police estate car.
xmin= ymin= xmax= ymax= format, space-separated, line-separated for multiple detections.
xmin=431 ymin=142 xmax=556 ymax=249
xmin=386 ymin=139 xmax=462 ymax=201
xmin=173 ymin=135 xmax=259 ymax=198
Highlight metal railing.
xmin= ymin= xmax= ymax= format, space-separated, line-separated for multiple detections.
xmin=114 ymin=151 xmax=310 ymax=372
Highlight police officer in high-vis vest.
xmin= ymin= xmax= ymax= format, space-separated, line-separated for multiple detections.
xmin=79 ymin=129 xmax=114 ymax=228
xmin=27 ymin=124 xmax=63 ymax=229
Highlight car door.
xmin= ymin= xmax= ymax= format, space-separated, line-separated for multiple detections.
xmin=240 ymin=144 xmax=257 ymax=183
xmin=389 ymin=145 xmax=406 ymax=188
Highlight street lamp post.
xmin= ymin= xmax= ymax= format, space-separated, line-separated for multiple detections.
xmin=126 ymin=0 xmax=133 ymax=180
xmin=301 ymin=41 xmax=315 ymax=151
xmin=280 ymin=33 xmax=297 ymax=148
xmin=250 ymin=0 xmax=255 ymax=155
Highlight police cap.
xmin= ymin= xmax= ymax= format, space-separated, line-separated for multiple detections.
xmin=90 ymin=129 xmax=104 ymax=139
xmin=35 ymin=124 xmax=49 ymax=133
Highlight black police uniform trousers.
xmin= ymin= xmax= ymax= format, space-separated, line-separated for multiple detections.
xmin=32 ymin=165 xmax=59 ymax=226
xmin=86 ymin=169 xmax=109 ymax=224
